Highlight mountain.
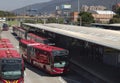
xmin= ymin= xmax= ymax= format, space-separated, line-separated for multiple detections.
xmin=13 ymin=0 xmax=120 ymax=15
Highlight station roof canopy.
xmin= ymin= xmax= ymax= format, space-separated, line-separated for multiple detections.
xmin=23 ymin=23 xmax=120 ymax=50
xmin=91 ymin=23 xmax=120 ymax=29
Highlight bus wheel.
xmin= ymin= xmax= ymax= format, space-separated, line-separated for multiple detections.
xmin=30 ymin=60 xmax=33 ymax=64
xmin=43 ymin=65 xmax=46 ymax=70
xmin=22 ymin=54 xmax=24 ymax=59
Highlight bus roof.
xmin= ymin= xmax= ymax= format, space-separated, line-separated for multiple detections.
xmin=28 ymin=33 xmax=47 ymax=40
xmin=0 ymin=38 xmax=11 ymax=43
xmin=0 ymin=43 xmax=14 ymax=48
xmin=0 ymin=49 xmax=21 ymax=58
xmin=19 ymin=28 xmax=25 ymax=33
xmin=20 ymin=39 xmax=36 ymax=45
xmin=33 ymin=44 xmax=64 ymax=52
xmin=13 ymin=26 xmax=25 ymax=32
xmin=20 ymin=39 xmax=65 ymax=52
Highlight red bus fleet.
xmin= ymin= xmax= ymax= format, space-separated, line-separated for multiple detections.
xmin=12 ymin=26 xmax=54 ymax=45
xmin=0 ymin=38 xmax=11 ymax=43
xmin=0 ymin=38 xmax=25 ymax=83
xmin=27 ymin=33 xmax=55 ymax=45
xmin=19 ymin=39 xmax=69 ymax=75
xmin=12 ymin=26 xmax=26 ymax=39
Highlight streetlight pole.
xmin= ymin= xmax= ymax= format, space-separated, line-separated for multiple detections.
xmin=77 ymin=0 xmax=82 ymax=26
xmin=78 ymin=0 xmax=80 ymax=13
xmin=0 ymin=23 xmax=2 ymax=39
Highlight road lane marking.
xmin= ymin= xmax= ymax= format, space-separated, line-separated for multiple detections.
xmin=58 ymin=77 xmax=66 ymax=83
xmin=62 ymin=77 xmax=81 ymax=83
xmin=24 ymin=72 xmax=26 ymax=76
xmin=16 ymin=46 xmax=19 ymax=48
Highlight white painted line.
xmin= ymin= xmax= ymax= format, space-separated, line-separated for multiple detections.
xmin=63 ymin=77 xmax=81 ymax=83
xmin=24 ymin=72 xmax=26 ymax=77
xmin=16 ymin=46 xmax=19 ymax=48
xmin=58 ymin=77 xmax=66 ymax=83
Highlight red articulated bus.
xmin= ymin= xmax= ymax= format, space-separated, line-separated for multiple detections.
xmin=19 ymin=39 xmax=69 ymax=75
xmin=12 ymin=26 xmax=19 ymax=35
xmin=0 ymin=38 xmax=11 ymax=44
xmin=18 ymin=28 xmax=26 ymax=39
xmin=0 ymin=43 xmax=14 ymax=49
xmin=0 ymin=39 xmax=25 ymax=83
xmin=27 ymin=33 xmax=55 ymax=45
xmin=12 ymin=26 xmax=26 ymax=39
xmin=12 ymin=26 xmax=55 ymax=45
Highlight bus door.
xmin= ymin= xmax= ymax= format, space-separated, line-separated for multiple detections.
xmin=42 ymin=52 xmax=51 ymax=70
xmin=35 ymin=49 xmax=50 ymax=69
xmin=38 ymin=51 xmax=50 ymax=64
xmin=25 ymin=31 xmax=28 ymax=39
xmin=21 ymin=31 xmax=25 ymax=39
xmin=27 ymin=46 xmax=35 ymax=63
xmin=27 ymin=34 xmax=31 ymax=40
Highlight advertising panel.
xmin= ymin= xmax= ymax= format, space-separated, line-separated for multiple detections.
xmin=61 ymin=4 xmax=71 ymax=9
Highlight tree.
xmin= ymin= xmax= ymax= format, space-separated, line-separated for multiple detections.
xmin=46 ymin=17 xmax=56 ymax=23
xmin=109 ymin=7 xmax=120 ymax=24
xmin=37 ymin=19 xmax=44 ymax=24
xmin=78 ymin=12 xmax=94 ymax=26
xmin=115 ymin=7 xmax=120 ymax=16
xmin=109 ymin=16 xmax=120 ymax=23
xmin=24 ymin=20 xmax=36 ymax=23
xmin=0 ymin=10 xmax=15 ymax=17
xmin=46 ymin=17 xmax=64 ymax=24
xmin=57 ymin=17 xmax=64 ymax=24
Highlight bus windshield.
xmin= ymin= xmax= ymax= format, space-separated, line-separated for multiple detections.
xmin=1 ymin=63 xmax=22 ymax=80
xmin=43 ymin=40 xmax=49 ymax=44
xmin=53 ymin=56 xmax=68 ymax=68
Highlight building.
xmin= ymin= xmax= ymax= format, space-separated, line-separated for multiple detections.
xmin=55 ymin=6 xmax=62 ymax=16
xmin=88 ymin=6 xmax=106 ymax=11
xmin=81 ymin=5 xmax=89 ymax=12
xmin=70 ymin=12 xmax=79 ymax=22
xmin=89 ymin=10 xmax=115 ymax=23
xmin=81 ymin=5 xmax=106 ymax=12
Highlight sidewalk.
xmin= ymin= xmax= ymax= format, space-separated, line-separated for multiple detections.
xmin=70 ymin=57 xmax=120 ymax=83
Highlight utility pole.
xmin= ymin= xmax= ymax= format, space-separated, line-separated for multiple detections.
xmin=77 ymin=0 xmax=82 ymax=26
xmin=0 ymin=24 xmax=2 ymax=40
xmin=78 ymin=0 xmax=80 ymax=13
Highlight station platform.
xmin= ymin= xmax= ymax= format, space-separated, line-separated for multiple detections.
xmin=70 ymin=56 xmax=120 ymax=83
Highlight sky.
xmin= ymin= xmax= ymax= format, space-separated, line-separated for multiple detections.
xmin=0 ymin=0 xmax=51 ymax=11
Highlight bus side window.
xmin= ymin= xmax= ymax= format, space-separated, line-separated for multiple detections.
xmin=40 ymin=52 xmax=49 ymax=65
xmin=43 ymin=52 xmax=49 ymax=64
xmin=45 ymin=53 xmax=50 ymax=65
xmin=30 ymin=47 xmax=35 ymax=57
xmin=35 ymin=49 xmax=40 ymax=59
